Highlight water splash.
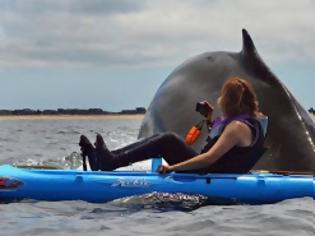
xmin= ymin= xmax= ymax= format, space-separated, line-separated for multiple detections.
xmin=13 ymin=152 xmax=83 ymax=169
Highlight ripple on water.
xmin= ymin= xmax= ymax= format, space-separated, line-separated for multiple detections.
xmin=0 ymin=196 xmax=314 ymax=236
xmin=0 ymin=118 xmax=314 ymax=236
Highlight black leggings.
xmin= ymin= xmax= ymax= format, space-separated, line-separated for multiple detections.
xmin=103 ymin=133 xmax=198 ymax=170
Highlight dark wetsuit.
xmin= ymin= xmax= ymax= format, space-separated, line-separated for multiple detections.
xmin=94 ymin=115 xmax=267 ymax=173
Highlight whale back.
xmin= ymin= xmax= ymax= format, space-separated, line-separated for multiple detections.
xmin=139 ymin=29 xmax=315 ymax=172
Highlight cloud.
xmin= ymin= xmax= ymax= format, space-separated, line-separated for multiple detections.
xmin=0 ymin=0 xmax=314 ymax=69
xmin=1 ymin=0 xmax=143 ymax=15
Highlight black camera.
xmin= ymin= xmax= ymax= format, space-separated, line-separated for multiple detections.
xmin=195 ymin=101 xmax=213 ymax=117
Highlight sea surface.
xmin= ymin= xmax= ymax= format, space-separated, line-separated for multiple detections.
xmin=0 ymin=117 xmax=314 ymax=236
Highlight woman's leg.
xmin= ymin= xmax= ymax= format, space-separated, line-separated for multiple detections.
xmin=109 ymin=132 xmax=198 ymax=169
xmin=111 ymin=134 xmax=161 ymax=155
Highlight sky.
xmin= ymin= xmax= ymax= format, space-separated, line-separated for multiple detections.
xmin=0 ymin=0 xmax=314 ymax=111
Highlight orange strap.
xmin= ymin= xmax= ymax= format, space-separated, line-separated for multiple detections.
xmin=185 ymin=126 xmax=202 ymax=145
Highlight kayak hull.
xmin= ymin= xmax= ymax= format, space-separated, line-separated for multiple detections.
xmin=0 ymin=165 xmax=314 ymax=204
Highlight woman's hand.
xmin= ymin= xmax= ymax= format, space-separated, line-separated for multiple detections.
xmin=157 ymin=165 xmax=173 ymax=174
xmin=206 ymin=105 xmax=214 ymax=122
xmin=206 ymin=112 xmax=213 ymax=123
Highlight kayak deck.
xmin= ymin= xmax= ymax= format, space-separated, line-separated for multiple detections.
xmin=0 ymin=165 xmax=314 ymax=204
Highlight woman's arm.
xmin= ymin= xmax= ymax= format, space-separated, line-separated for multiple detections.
xmin=159 ymin=121 xmax=248 ymax=173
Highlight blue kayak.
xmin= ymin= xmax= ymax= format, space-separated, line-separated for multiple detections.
xmin=0 ymin=164 xmax=314 ymax=204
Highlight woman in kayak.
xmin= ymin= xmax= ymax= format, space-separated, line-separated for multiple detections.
xmin=79 ymin=77 xmax=267 ymax=174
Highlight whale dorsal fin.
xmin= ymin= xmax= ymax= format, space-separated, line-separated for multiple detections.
xmin=240 ymin=29 xmax=278 ymax=85
xmin=241 ymin=28 xmax=256 ymax=56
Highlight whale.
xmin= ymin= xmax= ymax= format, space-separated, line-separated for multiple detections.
xmin=138 ymin=29 xmax=315 ymax=172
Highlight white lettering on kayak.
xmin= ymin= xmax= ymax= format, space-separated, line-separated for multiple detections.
xmin=111 ymin=178 xmax=151 ymax=188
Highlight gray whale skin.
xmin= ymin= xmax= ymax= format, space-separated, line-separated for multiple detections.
xmin=138 ymin=29 xmax=315 ymax=172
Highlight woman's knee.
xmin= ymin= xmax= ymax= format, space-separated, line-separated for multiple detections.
xmin=162 ymin=132 xmax=182 ymax=143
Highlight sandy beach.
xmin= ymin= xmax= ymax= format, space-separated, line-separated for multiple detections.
xmin=0 ymin=114 xmax=145 ymax=121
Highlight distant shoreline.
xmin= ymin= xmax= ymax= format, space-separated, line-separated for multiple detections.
xmin=0 ymin=107 xmax=146 ymax=116
xmin=0 ymin=109 xmax=313 ymax=121
xmin=0 ymin=113 xmax=313 ymax=121
xmin=0 ymin=114 xmax=145 ymax=121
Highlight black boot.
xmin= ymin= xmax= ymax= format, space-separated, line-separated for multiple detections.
xmin=79 ymin=135 xmax=99 ymax=171
xmin=94 ymin=133 xmax=115 ymax=171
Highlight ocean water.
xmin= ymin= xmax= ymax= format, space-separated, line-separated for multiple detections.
xmin=0 ymin=117 xmax=314 ymax=236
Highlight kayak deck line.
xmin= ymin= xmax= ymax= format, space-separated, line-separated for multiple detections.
xmin=10 ymin=164 xmax=315 ymax=178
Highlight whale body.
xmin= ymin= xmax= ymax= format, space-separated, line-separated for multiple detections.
xmin=138 ymin=29 xmax=315 ymax=172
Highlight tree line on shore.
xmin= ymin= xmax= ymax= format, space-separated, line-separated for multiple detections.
xmin=0 ymin=107 xmax=313 ymax=116
xmin=0 ymin=107 xmax=146 ymax=116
